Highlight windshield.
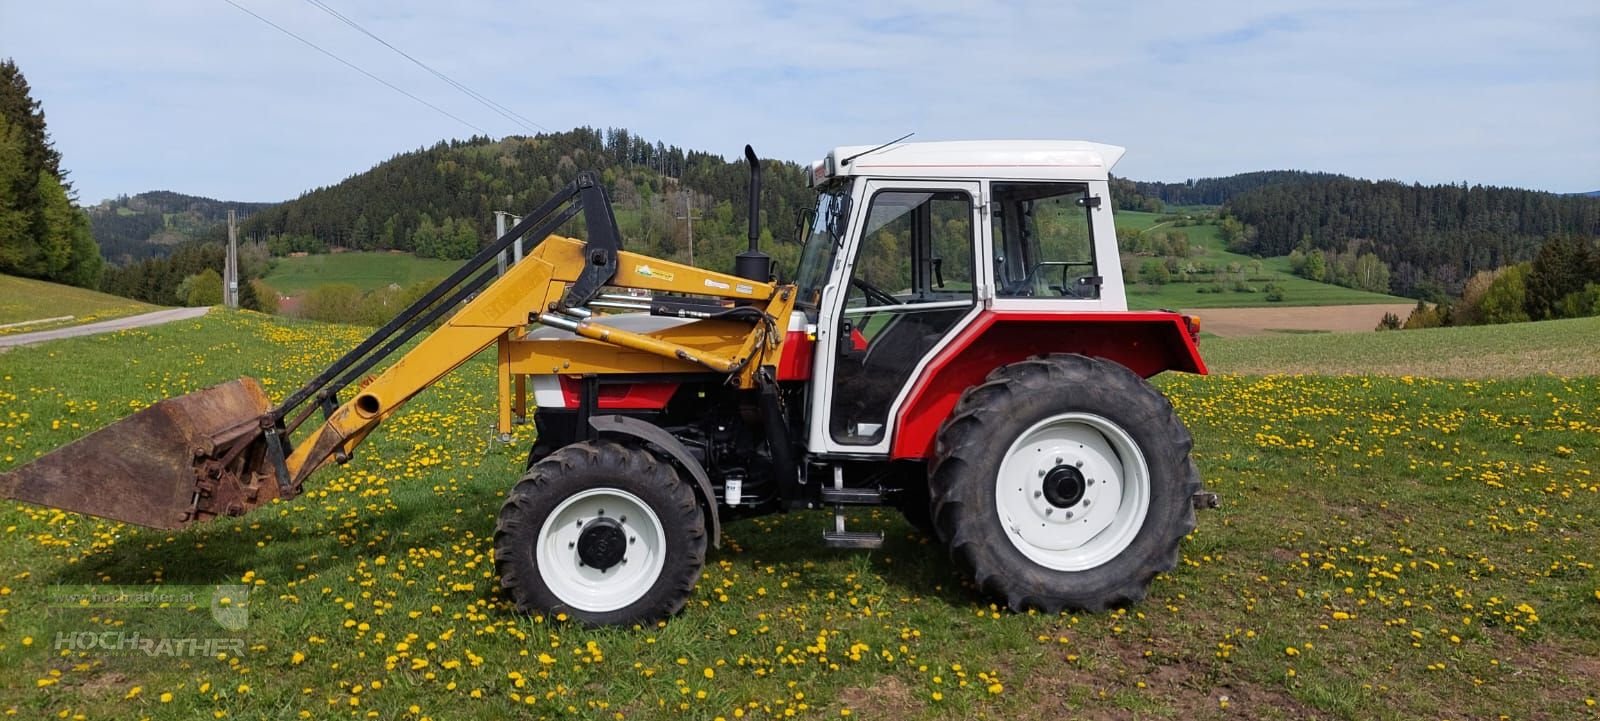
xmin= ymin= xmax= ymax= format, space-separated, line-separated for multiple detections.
xmin=794 ymin=185 xmax=851 ymax=309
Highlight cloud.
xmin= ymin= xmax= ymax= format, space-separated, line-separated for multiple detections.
xmin=1 ymin=0 xmax=1595 ymax=202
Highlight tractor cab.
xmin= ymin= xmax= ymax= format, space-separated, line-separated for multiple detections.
xmin=796 ymin=141 xmax=1139 ymax=452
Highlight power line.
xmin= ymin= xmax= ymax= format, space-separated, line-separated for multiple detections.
xmin=302 ymin=0 xmax=549 ymax=135
xmin=221 ymin=0 xmax=487 ymax=135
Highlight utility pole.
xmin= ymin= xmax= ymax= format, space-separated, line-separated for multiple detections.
xmin=494 ymin=211 xmax=524 ymax=276
xmin=675 ymin=190 xmax=703 ymax=266
xmin=495 ymin=211 xmax=509 ymax=276
xmin=225 ymin=209 xmax=238 ymax=308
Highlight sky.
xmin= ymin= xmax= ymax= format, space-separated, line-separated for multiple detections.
xmin=2 ymin=0 xmax=1596 ymax=204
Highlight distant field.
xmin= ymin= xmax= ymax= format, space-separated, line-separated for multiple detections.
xmin=1200 ymin=315 xmax=1600 ymax=377
xmin=0 ymin=274 xmax=158 ymax=332
xmin=263 ymin=252 xmax=460 ymax=294
xmin=1195 ymin=303 xmax=1419 ymax=338
xmin=1114 ymin=211 xmax=1409 ymax=310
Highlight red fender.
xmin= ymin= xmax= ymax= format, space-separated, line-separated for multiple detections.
xmin=890 ymin=310 xmax=1206 ymax=460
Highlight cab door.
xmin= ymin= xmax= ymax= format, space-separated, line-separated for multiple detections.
xmin=810 ymin=179 xmax=984 ymax=455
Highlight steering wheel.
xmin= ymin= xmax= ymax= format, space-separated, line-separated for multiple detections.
xmin=1019 ymin=262 xmax=1090 ymax=297
xmin=852 ymin=278 xmax=902 ymax=306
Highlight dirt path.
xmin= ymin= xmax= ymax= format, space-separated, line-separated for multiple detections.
xmin=1197 ymin=303 xmax=1416 ymax=337
xmin=0 ymin=307 xmax=210 ymax=349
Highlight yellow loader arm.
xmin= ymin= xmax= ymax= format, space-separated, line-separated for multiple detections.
xmin=0 ymin=172 xmax=794 ymax=529
xmin=285 ymin=235 xmax=793 ymax=488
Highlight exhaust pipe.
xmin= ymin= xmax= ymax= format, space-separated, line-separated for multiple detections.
xmin=733 ymin=144 xmax=771 ymax=283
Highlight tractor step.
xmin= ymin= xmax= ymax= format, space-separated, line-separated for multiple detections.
xmin=822 ymin=530 xmax=885 ymax=549
xmin=820 ymin=465 xmax=883 ymax=549
xmin=819 ymin=487 xmax=885 ymax=505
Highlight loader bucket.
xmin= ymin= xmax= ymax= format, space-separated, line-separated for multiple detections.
xmin=0 ymin=378 xmax=280 ymax=530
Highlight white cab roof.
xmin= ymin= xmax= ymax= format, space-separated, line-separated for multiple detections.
xmin=825 ymin=140 xmax=1125 ymax=182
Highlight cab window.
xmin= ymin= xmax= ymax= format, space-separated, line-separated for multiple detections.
xmin=991 ymin=182 xmax=1100 ymax=299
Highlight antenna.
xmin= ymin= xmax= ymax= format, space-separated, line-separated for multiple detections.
xmin=840 ymin=132 xmax=915 ymax=166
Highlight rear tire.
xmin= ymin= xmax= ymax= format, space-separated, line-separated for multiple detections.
xmin=929 ymin=354 xmax=1199 ymax=612
xmin=494 ymin=441 xmax=706 ymax=626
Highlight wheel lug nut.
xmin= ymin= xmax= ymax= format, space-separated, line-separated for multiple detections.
xmin=1065 ymin=511 xmax=1074 ymax=519
xmin=1045 ymin=508 xmax=1053 ymax=515
xmin=1037 ymin=469 xmax=1046 ymax=477
xmin=1054 ymin=457 xmax=1062 ymax=464
xmin=598 ymin=509 xmax=605 ymax=516
xmin=568 ymin=541 xmax=575 ymax=549
xmin=629 ymin=537 xmax=636 ymax=544
xmin=1075 ymin=460 xmax=1084 ymax=468
xmin=1034 ymin=491 xmax=1042 ymax=499
xmin=619 ymin=515 xmax=627 ymax=523
xmin=1083 ymin=500 xmax=1091 ymax=507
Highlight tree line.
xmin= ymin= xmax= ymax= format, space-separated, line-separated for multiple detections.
xmin=88 ymin=190 xmax=276 ymax=264
xmin=236 ymin=128 xmax=817 ymax=272
xmin=1219 ymin=177 xmax=1599 ymax=299
xmin=101 ymin=240 xmax=276 ymax=312
xmin=0 ymin=59 xmax=101 ymax=288
xmin=1384 ymin=234 xmax=1600 ymax=330
xmin=1123 ymin=170 xmax=1350 ymax=208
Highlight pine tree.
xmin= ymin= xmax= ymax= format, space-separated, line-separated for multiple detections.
xmin=1524 ymin=234 xmax=1596 ymax=320
xmin=0 ymin=58 xmax=102 ymax=287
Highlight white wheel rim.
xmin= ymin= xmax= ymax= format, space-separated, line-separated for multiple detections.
xmin=994 ymin=412 xmax=1150 ymax=572
xmin=534 ymin=488 xmax=667 ymax=613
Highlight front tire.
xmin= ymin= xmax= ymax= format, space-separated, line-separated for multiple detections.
xmin=929 ymin=354 xmax=1200 ymax=612
xmin=494 ymin=441 xmax=706 ymax=626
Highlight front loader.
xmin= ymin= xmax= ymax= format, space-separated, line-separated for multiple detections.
xmin=2 ymin=141 xmax=1216 ymax=625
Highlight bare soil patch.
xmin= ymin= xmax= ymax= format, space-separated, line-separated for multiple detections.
xmin=1197 ymin=304 xmax=1416 ymax=338
xmin=837 ymin=674 xmax=917 ymax=717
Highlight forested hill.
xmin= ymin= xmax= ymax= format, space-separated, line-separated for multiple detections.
xmin=238 ymin=128 xmax=816 ymax=274
xmin=88 ymin=191 xmax=276 ymax=264
xmin=1126 ymin=170 xmax=1350 ymax=207
xmin=1221 ymin=178 xmax=1600 ymax=297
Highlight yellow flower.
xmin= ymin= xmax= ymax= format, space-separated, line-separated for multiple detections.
xmin=160 ymin=692 xmax=174 ymax=703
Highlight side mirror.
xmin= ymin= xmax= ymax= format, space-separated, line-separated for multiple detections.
xmin=829 ymin=196 xmax=852 ymax=243
xmin=793 ymin=208 xmax=815 ymax=245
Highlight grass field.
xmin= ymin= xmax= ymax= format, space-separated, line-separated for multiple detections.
xmin=0 ymin=313 xmax=1596 ymax=720
xmin=262 ymin=252 xmax=461 ymax=295
xmin=1113 ymin=212 xmax=1410 ymax=311
xmin=0 ymin=275 xmax=158 ymax=333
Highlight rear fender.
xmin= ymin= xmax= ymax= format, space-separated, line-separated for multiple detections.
xmin=890 ymin=311 xmax=1206 ymax=460
xmin=588 ymin=415 xmax=721 ymax=548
